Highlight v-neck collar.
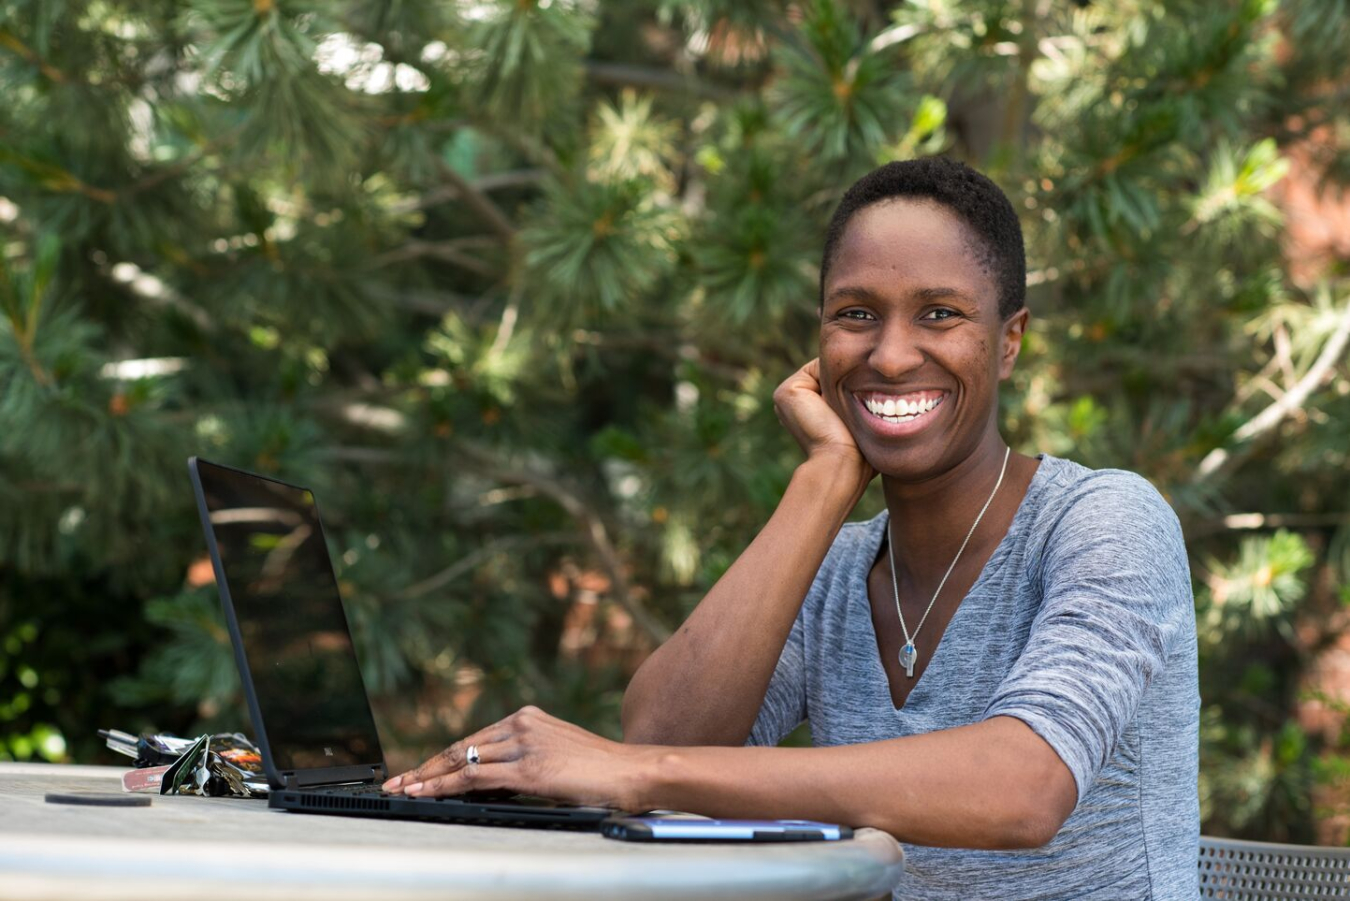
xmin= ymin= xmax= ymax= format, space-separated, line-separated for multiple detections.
xmin=853 ymin=453 xmax=1054 ymax=715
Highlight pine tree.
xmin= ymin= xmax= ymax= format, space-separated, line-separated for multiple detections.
xmin=2 ymin=0 xmax=1348 ymax=843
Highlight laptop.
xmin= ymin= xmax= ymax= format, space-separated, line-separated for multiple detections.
xmin=187 ymin=456 xmax=615 ymax=828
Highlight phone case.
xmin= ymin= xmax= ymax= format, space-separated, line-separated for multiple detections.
xmin=601 ymin=816 xmax=853 ymax=842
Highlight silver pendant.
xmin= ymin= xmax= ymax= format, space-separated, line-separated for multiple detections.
xmin=900 ymin=643 xmax=917 ymax=678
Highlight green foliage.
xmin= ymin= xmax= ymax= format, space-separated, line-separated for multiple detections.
xmin=467 ymin=0 xmax=594 ymax=131
xmin=773 ymin=0 xmax=909 ymax=163
xmin=108 ymin=589 xmax=240 ymax=711
xmin=1201 ymin=709 xmax=1317 ymax=841
xmin=2 ymin=0 xmax=1350 ymax=842
xmin=191 ymin=0 xmax=368 ymax=175
xmin=1200 ymin=529 xmax=1315 ymax=641
xmin=521 ymin=175 xmax=679 ymax=323
xmin=0 ymin=618 xmax=67 ymax=761
xmin=588 ymin=91 xmax=680 ymax=188
xmin=688 ymin=145 xmax=817 ymax=328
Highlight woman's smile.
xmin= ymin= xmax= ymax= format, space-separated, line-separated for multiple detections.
xmin=852 ymin=389 xmax=948 ymax=437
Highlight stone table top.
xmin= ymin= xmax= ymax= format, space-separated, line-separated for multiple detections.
xmin=0 ymin=762 xmax=904 ymax=901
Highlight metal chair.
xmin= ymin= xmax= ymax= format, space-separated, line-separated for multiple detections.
xmin=1199 ymin=835 xmax=1350 ymax=899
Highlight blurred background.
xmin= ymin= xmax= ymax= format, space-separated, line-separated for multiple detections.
xmin=1 ymin=0 xmax=1348 ymax=846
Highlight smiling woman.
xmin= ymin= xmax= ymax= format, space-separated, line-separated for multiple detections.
xmin=386 ymin=158 xmax=1201 ymax=901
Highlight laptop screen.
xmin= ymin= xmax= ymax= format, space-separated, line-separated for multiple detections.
xmin=193 ymin=460 xmax=383 ymax=773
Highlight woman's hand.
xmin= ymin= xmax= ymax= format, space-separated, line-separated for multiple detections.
xmin=383 ymin=706 xmax=652 ymax=811
xmin=773 ymin=358 xmax=874 ymax=485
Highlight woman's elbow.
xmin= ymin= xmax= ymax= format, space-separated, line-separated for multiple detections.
xmin=1002 ymin=802 xmax=1070 ymax=849
xmin=990 ymin=724 xmax=1079 ymax=849
xmin=620 ymin=684 xmax=685 ymax=745
xmin=620 ymin=690 xmax=655 ymax=744
xmin=620 ymin=695 xmax=749 ymax=746
xmin=875 ymin=783 xmax=1073 ymax=850
xmin=1001 ymin=775 xmax=1077 ymax=849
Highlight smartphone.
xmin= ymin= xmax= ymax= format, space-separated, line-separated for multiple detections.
xmin=601 ymin=816 xmax=853 ymax=842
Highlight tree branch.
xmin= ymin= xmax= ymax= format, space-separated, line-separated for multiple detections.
xmin=374 ymin=239 xmax=500 ymax=276
xmin=570 ymin=330 xmax=750 ymax=381
xmin=363 ymin=284 xmax=474 ymax=317
xmin=1186 ymin=511 xmax=1350 ymax=541
xmin=997 ymin=0 xmax=1038 ymax=164
xmin=470 ymin=119 xmax=564 ymax=176
xmin=433 ymin=159 xmax=516 ymax=242
xmin=486 ymin=280 xmax=523 ymax=360
xmin=6 ymin=308 xmax=52 ymax=386
xmin=394 ymin=169 xmax=546 ymax=215
xmin=398 ymin=532 xmax=577 ymax=599
xmin=584 ymin=61 xmax=741 ymax=103
xmin=316 ymin=443 xmax=673 ymax=646
xmin=120 ymin=122 xmax=246 ymax=197
xmin=0 ymin=29 xmax=68 ymax=83
xmin=101 ymin=259 xmax=216 ymax=333
xmin=1196 ymin=292 xmax=1350 ymax=483
xmin=452 ymin=442 xmax=672 ymax=645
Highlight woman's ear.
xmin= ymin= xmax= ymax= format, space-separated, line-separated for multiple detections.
xmin=998 ymin=308 xmax=1030 ymax=380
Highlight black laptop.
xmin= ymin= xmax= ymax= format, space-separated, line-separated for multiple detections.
xmin=187 ymin=457 xmax=614 ymax=828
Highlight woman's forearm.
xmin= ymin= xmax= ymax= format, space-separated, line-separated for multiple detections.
xmin=621 ymin=455 xmax=867 ymax=746
xmin=629 ymin=716 xmax=1078 ymax=849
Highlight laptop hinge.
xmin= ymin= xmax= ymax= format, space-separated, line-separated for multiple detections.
xmin=281 ymin=765 xmax=384 ymax=790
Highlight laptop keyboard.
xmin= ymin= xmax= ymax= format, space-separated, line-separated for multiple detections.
xmin=312 ymin=783 xmax=530 ymax=804
xmin=342 ymin=784 xmax=391 ymax=796
xmin=312 ymin=783 xmax=393 ymax=797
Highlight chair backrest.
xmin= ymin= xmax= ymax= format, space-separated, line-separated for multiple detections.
xmin=1199 ymin=835 xmax=1350 ymax=899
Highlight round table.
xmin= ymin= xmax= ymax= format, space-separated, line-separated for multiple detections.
xmin=0 ymin=762 xmax=904 ymax=900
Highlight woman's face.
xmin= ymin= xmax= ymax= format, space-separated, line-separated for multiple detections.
xmin=818 ymin=198 xmax=1027 ymax=481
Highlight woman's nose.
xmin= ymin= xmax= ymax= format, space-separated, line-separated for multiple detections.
xmin=867 ymin=321 xmax=925 ymax=379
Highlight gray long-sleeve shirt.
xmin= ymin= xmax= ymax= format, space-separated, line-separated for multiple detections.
xmin=748 ymin=454 xmax=1200 ymax=899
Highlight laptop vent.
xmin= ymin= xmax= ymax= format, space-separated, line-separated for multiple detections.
xmin=295 ymin=793 xmax=392 ymax=813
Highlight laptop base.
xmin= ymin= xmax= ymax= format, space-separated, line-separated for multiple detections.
xmin=269 ymin=788 xmax=614 ymax=829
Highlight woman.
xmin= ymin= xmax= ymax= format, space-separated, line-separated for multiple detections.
xmin=384 ymin=158 xmax=1200 ymax=899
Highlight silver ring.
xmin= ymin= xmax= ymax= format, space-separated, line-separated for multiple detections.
xmin=466 ymin=744 xmax=480 ymax=766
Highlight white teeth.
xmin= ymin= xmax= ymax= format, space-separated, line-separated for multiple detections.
xmin=861 ymin=394 xmax=942 ymax=422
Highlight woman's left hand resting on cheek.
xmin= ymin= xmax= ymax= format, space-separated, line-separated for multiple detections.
xmin=383 ymin=705 xmax=651 ymax=811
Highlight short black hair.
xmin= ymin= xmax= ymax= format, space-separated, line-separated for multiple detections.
xmin=819 ymin=157 xmax=1026 ymax=319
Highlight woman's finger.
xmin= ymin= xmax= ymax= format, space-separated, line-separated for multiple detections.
xmin=467 ymin=736 xmax=524 ymax=766
xmin=779 ymin=359 xmax=821 ymax=395
xmin=403 ymin=760 xmax=517 ymax=798
xmin=802 ymin=357 xmax=822 ymax=386
xmin=385 ymin=724 xmax=512 ymax=790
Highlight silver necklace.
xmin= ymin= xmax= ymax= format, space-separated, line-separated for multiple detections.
xmin=887 ymin=445 xmax=1011 ymax=678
